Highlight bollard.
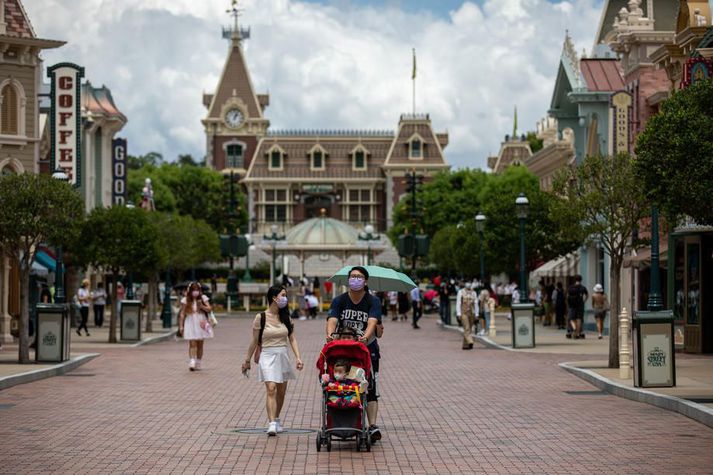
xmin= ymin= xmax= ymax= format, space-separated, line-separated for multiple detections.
xmin=488 ymin=312 xmax=496 ymax=338
xmin=619 ymin=307 xmax=630 ymax=379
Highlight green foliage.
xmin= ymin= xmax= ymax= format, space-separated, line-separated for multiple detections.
xmin=127 ymin=151 xmax=163 ymax=170
xmin=0 ymin=173 xmax=85 ymax=362
xmin=393 ymin=166 xmax=578 ymax=278
xmin=526 ymin=131 xmax=544 ymax=153
xmin=148 ymin=213 xmax=221 ymax=272
xmin=127 ymin=159 xmax=247 ymax=233
xmin=635 ymin=80 xmax=713 ymax=225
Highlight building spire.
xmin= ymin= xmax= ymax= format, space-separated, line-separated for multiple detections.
xmin=223 ymin=0 xmax=250 ymax=44
xmin=513 ymin=106 xmax=518 ymax=138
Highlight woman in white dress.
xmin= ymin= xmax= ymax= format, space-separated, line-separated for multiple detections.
xmin=179 ymin=282 xmax=213 ymax=371
xmin=242 ymin=285 xmax=304 ymax=436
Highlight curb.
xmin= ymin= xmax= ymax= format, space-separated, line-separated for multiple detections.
xmin=437 ymin=320 xmax=515 ymax=351
xmin=129 ymin=330 xmax=177 ymax=348
xmin=0 ymin=353 xmax=100 ymax=391
xmin=559 ymin=361 xmax=713 ymax=429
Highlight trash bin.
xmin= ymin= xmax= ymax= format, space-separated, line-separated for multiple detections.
xmin=632 ymin=310 xmax=676 ymax=388
xmin=511 ymin=302 xmax=535 ymax=348
xmin=120 ymin=300 xmax=142 ymax=341
xmin=35 ymin=304 xmax=70 ymax=362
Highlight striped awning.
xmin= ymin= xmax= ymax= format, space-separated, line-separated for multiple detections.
xmin=531 ymin=252 xmax=580 ymax=279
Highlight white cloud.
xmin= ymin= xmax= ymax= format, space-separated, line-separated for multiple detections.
xmin=25 ymin=0 xmax=603 ymax=169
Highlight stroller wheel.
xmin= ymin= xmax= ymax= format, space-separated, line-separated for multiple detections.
xmin=365 ymin=435 xmax=371 ymax=452
xmin=316 ymin=434 xmax=321 ymax=452
xmin=326 ymin=438 xmax=332 ymax=452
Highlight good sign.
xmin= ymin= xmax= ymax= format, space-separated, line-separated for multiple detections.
xmin=48 ymin=63 xmax=84 ymax=187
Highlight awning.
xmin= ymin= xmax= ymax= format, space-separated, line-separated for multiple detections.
xmin=531 ymin=252 xmax=580 ymax=279
xmin=623 ymin=243 xmax=668 ymax=269
xmin=34 ymin=249 xmax=56 ymax=273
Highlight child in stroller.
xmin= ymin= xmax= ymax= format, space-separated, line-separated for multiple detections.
xmin=315 ymin=329 xmax=372 ymax=452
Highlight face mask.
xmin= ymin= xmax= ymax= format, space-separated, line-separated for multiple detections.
xmin=334 ymin=372 xmax=345 ymax=381
xmin=276 ymin=296 xmax=288 ymax=308
xmin=191 ymin=290 xmax=199 ymax=297
xmin=348 ymin=277 xmax=365 ymax=291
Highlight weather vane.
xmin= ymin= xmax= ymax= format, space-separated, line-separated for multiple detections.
xmin=227 ymin=0 xmax=241 ymax=30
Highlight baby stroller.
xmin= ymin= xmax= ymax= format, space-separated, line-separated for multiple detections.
xmin=315 ymin=336 xmax=372 ymax=452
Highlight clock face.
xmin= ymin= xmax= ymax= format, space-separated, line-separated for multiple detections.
xmin=225 ymin=108 xmax=244 ymax=128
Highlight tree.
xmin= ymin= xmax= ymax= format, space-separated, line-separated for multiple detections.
xmin=127 ymin=162 xmax=247 ymax=233
xmin=634 ymin=80 xmax=713 ymax=226
xmin=526 ymin=131 xmax=544 ymax=153
xmin=0 ymin=174 xmax=84 ymax=363
xmin=551 ymin=153 xmax=649 ymax=368
xmin=75 ymin=206 xmax=162 ymax=343
xmin=128 ymin=152 xmax=163 ymax=170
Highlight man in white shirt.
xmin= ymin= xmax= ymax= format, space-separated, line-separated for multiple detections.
xmin=456 ymin=282 xmax=479 ymax=349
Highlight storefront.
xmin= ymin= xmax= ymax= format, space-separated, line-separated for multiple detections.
xmin=668 ymin=225 xmax=713 ymax=354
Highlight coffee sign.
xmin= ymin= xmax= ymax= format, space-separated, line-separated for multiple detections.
xmin=48 ymin=63 xmax=84 ymax=187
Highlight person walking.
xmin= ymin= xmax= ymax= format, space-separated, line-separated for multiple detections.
xmin=76 ymin=279 xmax=92 ymax=336
xmin=397 ymin=291 xmax=410 ymax=321
xmin=326 ymin=266 xmax=384 ymax=443
xmin=410 ymin=284 xmax=423 ymax=329
xmin=478 ymin=288 xmax=492 ymax=336
xmin=456 ymin=283 xmax=478 ymax=349
xmin=543 ymin=282 xmax=555 ymax=326
xmin=591 ymin=284 xmax=609 ymax=339
xmin=178 ymin=281 xmax=214 ymax=371
xmin=388 ymin=291 xmax=398 ymax=321
xmin=566 ymin=275 xmax=589 ymax=339
xmin=242 ymin=285 xmax=304 ymax=436
xmin=553 ymin=282 xmax=567 ymax=329
xmin=92 ymin=282 xmax=107 ymax=328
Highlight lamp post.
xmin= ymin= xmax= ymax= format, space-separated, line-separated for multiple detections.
xmin=161 ymin=267 xmax=172 ymax=328
xmin=647 ymin=207 xmax=663 ymax=311
xmin=515 ymin=192 xmax=530 ymax=302
xmin=242 ymin=234 xmax=253 ymax=282
xmin=358 ymin=224 xmax=380 ymax=265
xmin=51 ymin=169 xmax=69 ymax=303
xmin=475 ymin=212 xmax=486 ymax=283
xmin=263 ymin=224 xmax=285 ymax=285
xmin=125 ymin=201 xmax=136 ymax=300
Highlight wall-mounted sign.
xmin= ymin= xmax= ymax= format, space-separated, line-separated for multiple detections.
xmin=610 ymin=91 xmax=632 ymax=155
xmin=112 ymin=138 xmax=127 ymax=205
xmin=302 ymin=184 xmax=333 ymax=194
xmin=48 ymin=63 xmax=84 ymax=187
xmin=682 ymin=57 xmax=713 ymax=88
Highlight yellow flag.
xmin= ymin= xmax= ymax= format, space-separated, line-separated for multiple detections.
xmin=412 ymin=48 xmax=417 ymax=80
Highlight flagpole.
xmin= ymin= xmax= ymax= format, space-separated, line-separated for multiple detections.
xmin=412 ymin=48 xmax=416 ymax=115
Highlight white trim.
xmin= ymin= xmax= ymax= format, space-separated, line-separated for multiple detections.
xmin=0 ymin=78 xmax=27 ymax=138
xmin=308 ymin=144 xmax=327 ymax=171
xmin=407 ymin=132 xmax=425 ymax=160
xmin=266 ymin=144 xmax=285 ymax=171
xmin=350 ymin=144 xmax=369 ymax=171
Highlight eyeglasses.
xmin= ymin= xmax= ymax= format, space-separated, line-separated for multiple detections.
xmin=349 ymin=275 xmax=365 ymax=280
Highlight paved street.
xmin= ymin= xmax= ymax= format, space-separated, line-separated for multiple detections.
xmin=1 ymin=314 xmax=712 ymax=474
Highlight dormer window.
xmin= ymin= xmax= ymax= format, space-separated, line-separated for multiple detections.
xmin=309 ymin=145 xmax=326 ymax=171
xmin=351 ymin=145 xmax=369 ymax=171
xmin=408 ymin=133 xmax=425 ymax=159
xmin=267 ymin=145 xmax=285 ymax=171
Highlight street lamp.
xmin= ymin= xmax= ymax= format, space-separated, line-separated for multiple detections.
xmin=242 ymin=234 xmax=253 ymax=282
xmin=263 ymin=224 xmax=285 ymax=285
xmin=515 ymin=192 xmax=530 ymax=302
xmin=124 ymin=201 xmax=136 ymax=300
xmin=475 ymin=211 xmax=486 ymax=282
xmin=358 ymin=224 xmax=380 ymax=265
xmin=51 ymin=169 xmax=69 ymax=303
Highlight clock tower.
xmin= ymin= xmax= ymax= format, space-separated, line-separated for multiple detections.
xmin=202 ymin=0 xmax=269 ymax=173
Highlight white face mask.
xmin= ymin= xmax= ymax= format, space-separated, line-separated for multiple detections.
xmin=334 ymin=372 xmax=345 ymax=381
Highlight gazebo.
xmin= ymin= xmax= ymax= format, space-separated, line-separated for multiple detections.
xmin=257 ymin=209 xmax=388 ymax=280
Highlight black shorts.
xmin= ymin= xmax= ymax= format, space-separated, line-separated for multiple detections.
xmin=568 ymin=307 xmax=584 ymax=321
xmin=367 ymin=342 xmax=380 ymax=402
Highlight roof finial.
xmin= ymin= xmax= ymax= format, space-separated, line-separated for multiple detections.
xmin=223 ymin=0 xmax=250 ymax=43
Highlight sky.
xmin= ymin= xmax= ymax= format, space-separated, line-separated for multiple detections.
xmin=24 ymin=0 xmax=605 ymax=170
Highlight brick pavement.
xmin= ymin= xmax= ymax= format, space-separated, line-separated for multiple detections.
xmin=0 ymin=313 xmax=712 ymax=474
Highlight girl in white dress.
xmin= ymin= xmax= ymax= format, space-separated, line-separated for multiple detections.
xmin=179 ymin=282 xmax=213 ymax=371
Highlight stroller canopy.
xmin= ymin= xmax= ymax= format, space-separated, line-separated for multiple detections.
xmin=316 ymin=340 xmax=372 ymax=374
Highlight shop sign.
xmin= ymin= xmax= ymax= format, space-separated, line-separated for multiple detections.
xmin=112 ymin=138 xmax=128 ymax=205
xmin=302 ymin=184 xmax=333 ymax=194
xmin=610 ymin=91 xmax=632 ymax=155
xmin=48 ymin=63 xmax=84 ymax=187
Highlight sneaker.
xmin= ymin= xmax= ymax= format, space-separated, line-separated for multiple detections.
xmin=195 ymin=359 xmax=202 ymax=370
xmin=267 ymin=422 xmax=277 ymax=436
xmin=369 ymin=425 xmax=382 ymax=443
xmin=275 ymin=418 xmax=284 ymax=433
xmin=598 ymin=334 xmax=603 ymax=340
xmin=189 ymin=358 xmax=196 ymax=371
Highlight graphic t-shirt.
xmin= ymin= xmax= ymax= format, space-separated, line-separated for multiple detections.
xmin=328 ymin=292 xmax=382 ymax=345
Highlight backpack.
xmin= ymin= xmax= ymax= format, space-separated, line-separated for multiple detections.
xmin=567 ymin=284 xmax=584 ymax=308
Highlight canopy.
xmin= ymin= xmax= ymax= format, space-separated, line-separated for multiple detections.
xmin=623 ymin=243 xmax=669 ymax=269
xmin=531 ymin=252 xmax=580 ymax=279
xmin=328 ymin=265 xmax=416 ymax=292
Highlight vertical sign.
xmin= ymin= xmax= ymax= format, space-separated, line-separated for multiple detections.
xmin=610 ymin=91 xmax=632 ymax=155
xmin=112 ymin=138 xmax=127 ymax=205
xmin=48 ymin=63 xmax=84 ymax=187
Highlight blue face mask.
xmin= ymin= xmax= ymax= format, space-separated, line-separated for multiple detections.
xmin=348 ymin=277 xmax=365 ymax=291
xmin=276 ymin=296 xmax=288 ymax=308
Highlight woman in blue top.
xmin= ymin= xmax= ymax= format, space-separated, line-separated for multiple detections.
xmin=326 ymin=266 xmax=384 ymax=443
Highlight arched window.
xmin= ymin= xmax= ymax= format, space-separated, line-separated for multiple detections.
xmin=309 ymin=145 xmax=327 ymax=171
xmin=1 ymin=84 xmax=19 ymax=135
xmin=407 ymin=133 xmax=425 ymax=159
xmin=350 ymin=145 xmax=369 ymax=171
xmin=224 ymin=140 xmax=246 ymax=169
xmin=267 ymin=145 xmax=285 ymax=171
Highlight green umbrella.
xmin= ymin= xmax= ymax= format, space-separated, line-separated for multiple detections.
xmin=328 ymin=265 xmax=417 ymax=292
